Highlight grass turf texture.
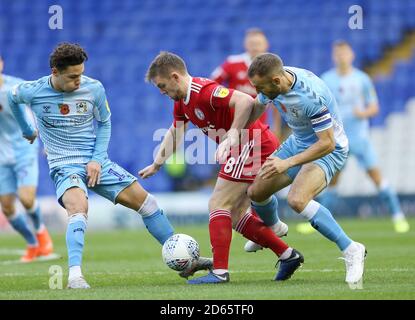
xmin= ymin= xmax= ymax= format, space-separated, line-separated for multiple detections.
xmin=0 ymin=217 xmax=414 ymax=300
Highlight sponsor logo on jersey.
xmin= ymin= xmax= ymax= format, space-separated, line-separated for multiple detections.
xmin=213 ymin=86 xmax=230 ymax=98
xmin=290 ymin=107 xmax=300 ymax=118
xmin=58 ymin=104 xmax=70 ymax=115
xmin=194 ymin=108 xmax=205 ymax=120
xmin=70 ymin=174 xmax=80 ymax=185
xmin=76 ymin=102 xmax=88 ymax=114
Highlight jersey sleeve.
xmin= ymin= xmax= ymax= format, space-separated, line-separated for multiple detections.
xmin=7 ymin=82 xmax=38 ymax=136
xmin=305 ymin=97 xmax=333 ymax=133
xmin=9 ymin=81 xmax=37 ymax=105
xmin=92 ymin=81 xmax=111 ymax=122
xmin=173 ymin=101 xmax=189 ymax=127
xmin=211 ymin=61 xmax=230 ymax=84
xmin=199 ymin=84 xmax=234 ymax=109
xmin=362 ymin=73 xmax=378 ymax=105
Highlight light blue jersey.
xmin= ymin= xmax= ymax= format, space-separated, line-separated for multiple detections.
xmin=258 ymin=67 xmax=349 ymax=184
xmin=0 ymin=74 xmax=38 ymax=165
xmin=321 ymin=68 xmax=378 ymax=169
xmin=321 ymin=68 xmax=378 ymax=142
xmin=8 ymin=74 xmax=137 ymax=205
xmin=8 ymin=75 xmax=111 ymax=169
xmin=258 ymin=67 xmax=349 ymax=151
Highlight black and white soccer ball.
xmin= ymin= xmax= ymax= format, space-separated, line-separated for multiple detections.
xmin=162 ymin=234 xmax=200 ymax=271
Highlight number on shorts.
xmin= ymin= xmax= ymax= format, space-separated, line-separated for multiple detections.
xmin=224 ymin=157 xmax=236 ymax=174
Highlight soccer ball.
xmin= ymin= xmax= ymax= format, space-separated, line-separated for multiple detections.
xmin=162 ymin=234 xmax=200 ymax=271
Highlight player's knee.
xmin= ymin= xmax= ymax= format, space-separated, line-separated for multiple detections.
xmin=19 ymin=195 xmax=35 ymax=210
xmin=247 ymin=185 xmax=266 ymax=203
xmin=62 ymin=189 xmax=88 ymax=214
xmin=1 ymin=203 xmax=16 ymax=217
xmin=287 ymin=193 xmax=307 ymax=213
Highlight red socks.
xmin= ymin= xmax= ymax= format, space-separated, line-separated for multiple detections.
xmin=209 ymin=210 xmax=233 ymax=269
xmin=235 ymin=212 xmax=288 ymax=256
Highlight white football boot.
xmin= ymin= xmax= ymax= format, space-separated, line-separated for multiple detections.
xmin=341 ymin=242 xmax=367 ymax=289
xmin=67 ymin=276 xmax=91 ymax=289
xmin=244 ymin=220 xmax=289 ymax=252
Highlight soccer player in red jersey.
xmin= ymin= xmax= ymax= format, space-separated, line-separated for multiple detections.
xmin=211 ymin=28 xmax=284 ymax=137
xmin=139 ymin=52 xmax=304 ymax=284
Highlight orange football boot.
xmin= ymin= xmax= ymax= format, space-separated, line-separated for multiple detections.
xmin=36 ymin=228 xmax=54 ymax=257
xmin=20 ymin=245 xmax=39 ymax=263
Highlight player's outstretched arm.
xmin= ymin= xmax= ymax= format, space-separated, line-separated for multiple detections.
xmin=139 ymin=122 xmax=188 ymax=179
xmin=7 ymin=89 xmax=37 ymax=144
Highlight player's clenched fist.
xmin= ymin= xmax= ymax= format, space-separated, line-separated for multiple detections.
xmin=139 ymin=163 xmax=161 ymax=179
xmin=86 ymin=160 xmax=102 ymax=187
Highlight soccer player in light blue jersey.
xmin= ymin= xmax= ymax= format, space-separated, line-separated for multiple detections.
xmin=7 ymin=43 xmax=211 ymax=289
xmin=0 ymin=54 xmax=54 ymax=262
xmin=245 ymin=53 xmax=366 ymax=288
xmin=318 ymin=41 xmax=409 ymax=233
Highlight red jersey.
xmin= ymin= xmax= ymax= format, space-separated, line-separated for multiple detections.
xmin=173 ymin=77 xmax=279 ymax=183
xmin=211 ymin=53 xmax=268 ymax=123
xmin=173 ymin=77 xmax=267 ymax=144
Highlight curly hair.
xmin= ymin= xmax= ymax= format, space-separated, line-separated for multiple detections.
xmin=49 ymin=43 xmax=88 ymax=71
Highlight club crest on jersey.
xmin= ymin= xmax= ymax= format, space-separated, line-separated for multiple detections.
xmin=194 ymin=108 xmax=205 ymax=120
xmin=76 ymin=102 xmax=88 ymax=114
xmin=213 ymin=86 xmax=230 ymax=98
xmin=58 ymin=104 xmax=70 ymax=115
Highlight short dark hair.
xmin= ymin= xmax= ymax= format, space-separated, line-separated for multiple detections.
xmin=145 ymin=51 xmax=187 ymax=82
xmin=49 ymin=43 xmax=88 ymax=71
xmin=248 ymin=53 xmax=284 ymax=78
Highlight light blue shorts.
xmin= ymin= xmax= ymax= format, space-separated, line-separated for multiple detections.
xmin=50 ymin=159 xmax=137 ymax=207
xmin=272 ymin=135 xmax=348 ymax=186
xmin=0 ymin=153 xmax=39 ymax=195
xmin=348 ymin=136 xmax=378 ymax=170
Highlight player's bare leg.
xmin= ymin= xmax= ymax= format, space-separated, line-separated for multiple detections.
xmin=288 ymin=163 xmax=366 ymax=288
xmin=367 ymin=168 xmax=409 ymax=233
xmin=18 ymin=186 xmax=53 ymax=256
xmin=116 ymin=181 xmax=174 ymax=244
xmin=62 ymin=187 xmax=90 ymax=289
xmin=0 ymin=193 xmax=39 ymax=262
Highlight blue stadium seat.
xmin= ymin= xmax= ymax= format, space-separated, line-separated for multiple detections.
xmin=1 ymin=0 xmax=414 ymax=194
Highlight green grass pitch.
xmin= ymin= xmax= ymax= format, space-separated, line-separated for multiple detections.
xmin=0 ymin=217 xmax=414 ymax=300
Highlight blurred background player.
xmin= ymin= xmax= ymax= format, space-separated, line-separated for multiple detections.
xmin=140 ymin=52 xmax=303 ymax=284
xmin=0 ymin=53 xmax=53 ymax=263
xmin=8 ymin=43 xmax=211 ymax=289
xmin=211 ymin=28 xmax=287 ymax=139
xmin=246 ymin=53 xmax=366 ymax=288
xmin=309 ymin=41 xmax=409 ymax=234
